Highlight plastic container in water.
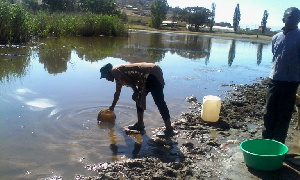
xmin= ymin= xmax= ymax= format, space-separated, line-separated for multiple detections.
xmin=201 ymin=95 xmax=221 ymax=122
xmin=97 ymin=108 xmax=116 ymax=122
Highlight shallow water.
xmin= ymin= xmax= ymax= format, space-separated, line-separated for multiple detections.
xmin=0 ymin=31 xmax=277 ymax=179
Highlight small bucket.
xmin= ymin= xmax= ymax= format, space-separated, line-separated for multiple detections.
xmin=240 ymin=139 xmax=289 ymax=171
xmin=201 ymin=95 xmax=221 ymax=122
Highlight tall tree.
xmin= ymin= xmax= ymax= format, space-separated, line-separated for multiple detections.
xmin=261 ymin=10 xmax=269 ymax=34
xmin=209 ymin=3 xmax=216 ymax=32
xmin=180 ymin=7 xmax=210 ymax=31
xmin=190 ymin=7 xmax=210 ymax=31
xmin=233 ymin=3 xmax=241 ymax=33
xmin=150 ymin=0 xmax=169 ymax=29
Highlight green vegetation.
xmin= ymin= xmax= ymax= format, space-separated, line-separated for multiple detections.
xmin=170 ymin=6 xmax=211 ymax=32
xmin=0 ymin=1 xmax=31 ymax=43
xmin=261 ymin=10 xmax=269 ymax=34
xmin=31 ymin=12 xmax=128 ymax=38
xmin=0 ymin=0 xmax=128 ymax=44
xmin=209 ymin=3 xmax=216 ymax=32
xmin=150 ymin=0 xmax=169 ymax=29
xmin=233 ymin=4 xmax=241 ymax=33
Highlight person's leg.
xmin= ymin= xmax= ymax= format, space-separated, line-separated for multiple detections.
xmin=163 ymin=117 xmax=173 ymax=132
xmin=137 ymin=106 xmax=145 ymax=127
xmin=273 ymin=81 xmax=298 ymax=143
xmin=128 ymin=104 xmax=145 ymax=131
xmin=146 ymin=75 xmax=173 ymax=133
xmin=262 ymin=80 xmax=279 ymax=140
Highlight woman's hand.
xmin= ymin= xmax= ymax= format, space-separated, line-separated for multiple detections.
xmin=109 ymin=106 xmax=114 ymax=111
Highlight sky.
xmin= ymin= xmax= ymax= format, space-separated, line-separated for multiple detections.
xmin=167 ymin=0 xmax=300 ymax=31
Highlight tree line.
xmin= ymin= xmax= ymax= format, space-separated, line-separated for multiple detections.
xmin=151 ymin=1 xmax=270 ymax=34
xmin=14 ymin=0 xmax=120 ymax=15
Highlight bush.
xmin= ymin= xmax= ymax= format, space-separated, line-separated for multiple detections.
xmin=0 ymin=1 xmax=128 ymax=43
xmin=27 ymin=12 xmax=128 ymax=39
xmin=0 ymin=1 xmax=31 ymax=43
xmin=64 ymin=13 xmax=128 ymax=37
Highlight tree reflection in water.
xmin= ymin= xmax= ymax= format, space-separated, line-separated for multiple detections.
xmin=0 ymin=32 xmax=270 ymax=83
xmin=228 ymin=40 xmax=236 ymax=67
xmin=0 ymin=45 xmax=30 ymax=83
xmin=257 ymin=43 xmax=264 ymax=65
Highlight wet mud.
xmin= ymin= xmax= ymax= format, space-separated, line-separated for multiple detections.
xmin=74 ymin=77 xmax=300 ymax=180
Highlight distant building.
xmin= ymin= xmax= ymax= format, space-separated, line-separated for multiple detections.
xmin=162 ymin=21 xmax=177 ymax=27
xmin=215 ymin=22 xmax=232 ymax=28
xmin=124 ymin=5 xmax=138 ymax=11
xmin=211 ymin=22 xmax=234 ymax=32
xmin=212 ymin=26 xmax=234 ymax=32
xmin=257 ymin=26 xmax=271 ymax=32
xmin=125 ymin=5 xmax=133 ymax=9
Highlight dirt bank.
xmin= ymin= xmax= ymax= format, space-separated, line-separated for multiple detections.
xmin=74 ymin=77 xmax=299 ymax=180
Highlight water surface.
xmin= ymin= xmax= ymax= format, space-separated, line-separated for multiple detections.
xmin=0 ymin=31 xmax=273 ymax=179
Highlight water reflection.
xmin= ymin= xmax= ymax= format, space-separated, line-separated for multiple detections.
xmin=38 ymin=39 xmax=71 ymax=74
xmin=0 ymin=45 xmax=31 ymax=82
xmin=37 ymin=36 xmax=127 ymax=75
xmin=173 ymin=35 xmax=210 ymax=60
xmin=148 ymin=33 xmax=166 ymax=62
xmin=257 ymin=43 xmax=264 ymax=65
xmin=98 ymin=119 xmax=144 ymax=159
xmin=205 ymin=37 xmax=212 ymax=65
xmin=228 ymin=40 xmax=236 ymax=67
xmin=71 ymin=36 xmax=127 ymax=62
xmin=0 ymin=32 xmax=271 ymax=83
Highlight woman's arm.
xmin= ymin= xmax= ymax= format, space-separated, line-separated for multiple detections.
xmin=109 ymin=82 xmax=122 ymax=111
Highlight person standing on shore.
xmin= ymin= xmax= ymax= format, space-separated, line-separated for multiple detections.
xmin=262 ymin=7 xmax=300 ymax=143
xmin=100 ymin=62 xmax=174 ymax=137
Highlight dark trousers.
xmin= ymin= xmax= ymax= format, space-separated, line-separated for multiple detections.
xmin=136 ymin=74 xmax=170 ymax=122
xmin=262 ymin=80 xmax=299 ymax=143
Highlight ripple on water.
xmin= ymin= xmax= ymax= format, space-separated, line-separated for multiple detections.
xmin=1 ymin=102 xmax=165 ymax=179
xmin=38 ymin=103 xmax=160 ymax=162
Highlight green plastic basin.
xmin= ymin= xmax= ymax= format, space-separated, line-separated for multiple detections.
xmin=240 ymin=139 xmax=289 ymax=171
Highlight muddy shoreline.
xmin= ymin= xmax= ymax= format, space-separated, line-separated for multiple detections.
xmin=74 ymin=77 xmax=300 ymax=180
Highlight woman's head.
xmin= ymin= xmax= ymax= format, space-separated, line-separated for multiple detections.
xmin=100 ymin=63 xmax=113 ymax=79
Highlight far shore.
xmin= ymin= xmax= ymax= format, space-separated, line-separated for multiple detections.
xmin=129 ymin=24 xmax=273 ymax=43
